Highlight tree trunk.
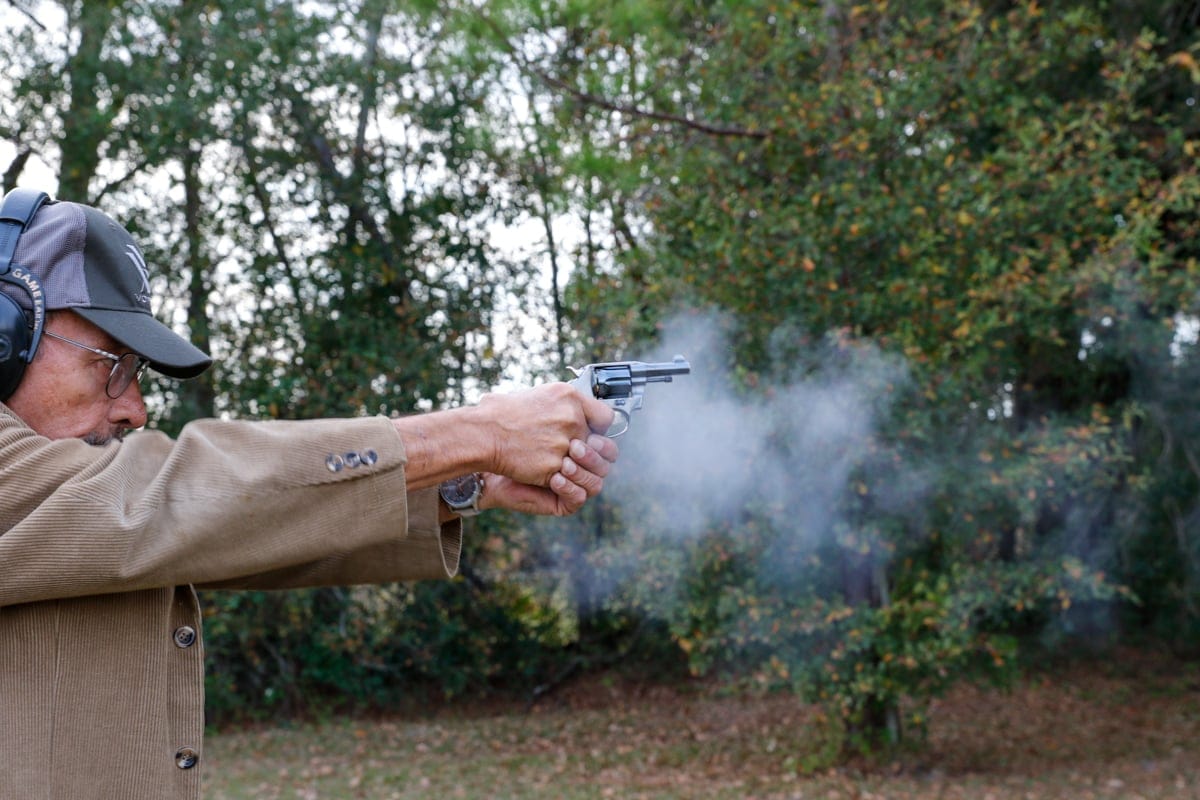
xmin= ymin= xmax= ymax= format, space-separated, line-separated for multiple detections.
xmin=59 ymin=1 xmax=116 ymax=200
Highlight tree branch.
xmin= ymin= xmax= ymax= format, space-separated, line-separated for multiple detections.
xmin=2 ymin=147 xmax=32 ymax=192
xmin=475 ymin=11 xmax=769 ymax=141
xmin=284 ymin=89 xmax=402 ymax=281
xmin=353 ymin=3 xmax=385 ymax=174
xmin=5 ymin=0 xmax=47 ymax=32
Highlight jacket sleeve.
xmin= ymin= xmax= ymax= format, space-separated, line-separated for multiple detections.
xmin=0 ymin=406 xmax=462 ymax=607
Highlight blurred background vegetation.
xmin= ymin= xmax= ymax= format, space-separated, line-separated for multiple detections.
xmin=3 ymin=0 xmax=1199 ymax=758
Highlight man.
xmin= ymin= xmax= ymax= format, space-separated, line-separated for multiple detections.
xmin=0 ymin=190 xmax=619 ymax=799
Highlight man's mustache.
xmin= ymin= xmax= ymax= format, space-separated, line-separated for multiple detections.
xmin=83 ymin=428 xmax=128 ymax=447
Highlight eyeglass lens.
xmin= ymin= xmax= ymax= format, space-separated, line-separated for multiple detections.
xmin=106 ymin=354 xmax=148 ymax=399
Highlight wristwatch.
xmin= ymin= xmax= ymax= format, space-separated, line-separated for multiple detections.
xmin=439 ymin=473 xmax=484 ymax=517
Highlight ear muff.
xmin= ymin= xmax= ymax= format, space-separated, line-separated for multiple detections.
xmin=0 ymin=291 xmax=32 ymax=399
xmin=0 ymin=188 xmax=51 ymax=402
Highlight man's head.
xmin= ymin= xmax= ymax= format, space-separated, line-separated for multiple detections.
xmin=0 ymin=192 xmax=212 ymax=442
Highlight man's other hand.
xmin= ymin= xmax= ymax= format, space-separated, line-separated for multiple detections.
xmin=480 ymin=434 xmax=619 ymax=516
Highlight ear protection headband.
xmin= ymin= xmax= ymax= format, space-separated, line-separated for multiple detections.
xmin=0 ymin=188 xmax=51 ymax=401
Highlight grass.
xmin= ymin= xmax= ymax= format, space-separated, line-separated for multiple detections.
xmin=204 ymin=653 xmax=1200 ymax=799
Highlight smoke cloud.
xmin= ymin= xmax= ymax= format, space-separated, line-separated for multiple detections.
xmin=607 ymin=310 xmax=910 ymax=542
xmin=521 ymin=301 xmax=1176 ymax=674
xmin=535 ymin=309 xmax=917 ymax=618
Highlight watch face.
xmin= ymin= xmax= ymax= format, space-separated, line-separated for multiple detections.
xmin=441 ymin=474 xmax=480 ymax=506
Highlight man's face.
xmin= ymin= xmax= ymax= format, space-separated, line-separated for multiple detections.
xmin=6 ymin=311 xmax=148 ymax=444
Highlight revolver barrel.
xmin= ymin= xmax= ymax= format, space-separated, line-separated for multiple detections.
xmin=588 ymin=356 xmax=691 ymax=399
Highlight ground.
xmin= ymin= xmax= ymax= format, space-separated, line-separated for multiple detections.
xmin=204 ymin=652 xmax=1200 ymax=799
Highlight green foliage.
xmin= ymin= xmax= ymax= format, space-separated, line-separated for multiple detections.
xmin=203 ymin=522 xmax=574 ymax=719
xmin=795 ymin=558 xmax=1123 ymax=747
xmin=502 ymin=0 xmax=1200 ymax=750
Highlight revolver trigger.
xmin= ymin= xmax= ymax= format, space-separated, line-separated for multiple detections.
xmin=607 ymin=409 xmax=631 ymax=438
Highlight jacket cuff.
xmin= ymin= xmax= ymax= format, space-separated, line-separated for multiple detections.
xmin=406 ymin=486 xmax=463 ymax=578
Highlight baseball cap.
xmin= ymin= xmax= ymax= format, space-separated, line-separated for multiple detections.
xmin=3 ymin=199 xmax=212 ymax=378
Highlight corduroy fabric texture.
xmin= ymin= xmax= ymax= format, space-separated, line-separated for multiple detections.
xmin=0 ymin=408 xmax=461 ymax=799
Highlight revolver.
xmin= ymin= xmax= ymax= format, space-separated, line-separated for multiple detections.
xmin=568 ymin=355 xmax=691 ymax=436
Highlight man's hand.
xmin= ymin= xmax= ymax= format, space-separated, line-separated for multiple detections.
xmin=475 ymin=382 xmax=616 ymax=487
xmin=479 ymin=434 xmax=619 ymax=516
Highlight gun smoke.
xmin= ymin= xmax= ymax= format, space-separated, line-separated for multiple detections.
xmin=539 ymin=309 xmax=916 ymax=615
xmin=535 ymin=303 xmax=1185 ymax=648
xmin=609 ymin=312 xmax=909 ymax=540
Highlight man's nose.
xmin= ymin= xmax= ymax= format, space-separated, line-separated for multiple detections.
xmin=110 ymin=379 xmax=148 ymax=430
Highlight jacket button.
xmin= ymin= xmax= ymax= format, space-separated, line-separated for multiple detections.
xmin=325 ymin=454 xmax=344 ymax=472
xmin=344 ymin=451 xmax=362 ymax=468
xmin=173 ymin=626 xmax=197 ymax=649
xmin=361 ymin=449 xmax=378 ymax=466
xmin=175 ymin=747 xmax=200 ymax=769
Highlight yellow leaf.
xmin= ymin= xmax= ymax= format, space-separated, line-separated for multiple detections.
xmin=1167 ymin=52 xmax=1196 ymax=69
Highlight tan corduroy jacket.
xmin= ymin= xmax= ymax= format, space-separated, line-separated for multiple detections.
xmin=0 ymin=405 xmax=462 ymax=800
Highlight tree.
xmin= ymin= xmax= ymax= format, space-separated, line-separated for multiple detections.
xmin=0 ymin=0 xmax=574 ymax=715
xmin=476 ymin=0 xmax=1200 ymax=751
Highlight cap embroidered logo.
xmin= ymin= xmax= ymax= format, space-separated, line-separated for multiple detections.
xmin=124 ymin=243 xmax=152 ymax=304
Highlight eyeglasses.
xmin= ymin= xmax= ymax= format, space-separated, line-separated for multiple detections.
xmin=43 ymin=330 xmax=150 ymax=399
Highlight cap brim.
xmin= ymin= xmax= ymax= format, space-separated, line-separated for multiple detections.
xmin=74 ymin=307 xmax=213 ymax=379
